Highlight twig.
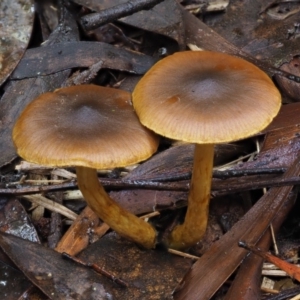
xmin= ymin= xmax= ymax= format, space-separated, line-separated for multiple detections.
xmin=80 ymin=0 xmax=165 ymax=31
xmin=213 ymin=167 xmax=286 ymax=179
xmin=23 ymin=194 xmax=78 ymax=220
xmin=213 ymin=176 xmax=300 ymax=197
xmin=239 ymin=241 xmax=300 ymax=282
xmin=270 ymin=224 xmax=279 ymax=256
xmin=140 ymin=211 xmax=160 ymax=219
xmin=264 ymin=287 xmax=300 ymax=300
xmin=0 ymin=179 xmax=189 ymax=195
xmin=168 ymin=248 xmax=200 ymax=260
xmin=6 ymin=179 xmax=69 ymax=186
xmin=261 ymin=287 xmax=279 ymax=294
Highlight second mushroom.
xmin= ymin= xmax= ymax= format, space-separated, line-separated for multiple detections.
xmin=132 ymin=51 xmax=281 ymax=249
xmin=13 ymin=85 xmax=159 ymax=249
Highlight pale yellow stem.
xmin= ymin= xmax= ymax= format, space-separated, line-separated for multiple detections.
xmin=168 ymin=143 xmax=214 ymax=249
xmin=76 ymin=166 xmax=157 ymax=249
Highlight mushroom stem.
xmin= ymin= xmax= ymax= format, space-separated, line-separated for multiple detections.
xmin=168 ymin=143 xmax=214 ymax=249
xmin=76 ymin=166 xmax=157 ymax=249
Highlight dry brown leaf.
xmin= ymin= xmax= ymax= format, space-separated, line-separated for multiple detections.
xmin=0 ymin=0 xmax=34 ymax=85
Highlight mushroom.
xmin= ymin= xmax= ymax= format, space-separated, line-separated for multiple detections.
xmin=132 ymin=51 xmax=281 ymax=249
xmin=13 ymin=85 xmax=159 ymax=249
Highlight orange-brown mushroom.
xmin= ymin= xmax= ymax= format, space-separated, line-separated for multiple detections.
xmin=132 ymin=51 xmax=281 ymax=249
xmin=13 ymin=84 xmax=159 ymax=249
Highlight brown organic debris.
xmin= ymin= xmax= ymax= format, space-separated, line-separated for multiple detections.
xmin=1 ymin=1 xmax=300 ymax=299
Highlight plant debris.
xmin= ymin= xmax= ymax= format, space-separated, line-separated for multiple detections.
xmin=1 ymin=0 xmax=300 ymax=299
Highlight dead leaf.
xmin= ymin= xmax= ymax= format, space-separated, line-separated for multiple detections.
xmin=0 ymin=232 xmax=110 ymax=300
xmin=124 ymin=143 xmax=247 ymax=182
xmin=0 ymin=0 xmax=34 ymax=85
xmin=232 ymin=103 xmax=300 ymax=170
xmin=0 ymin=260 xmax=32 ymax=299
xmin=208 ymin=0 xmax=300 ymax=67
xmin=0 ymin=197 xmax=39 ymax=242
xmin=263 ymin=102 xmax=300 ymax=133
xmin=11 ymin=41 xmax=156 ymax=79
xmin=181 ymin=4 xmax=299 ymax=83
xmin=0 ymin=8 xmax=79 ymax=167
xmin=55 ymin=206 xmax=101 ymax=256
xmin=78 ymin=232 xmax=193 ymax=300
xmin=110 ymin=189 xmax=187 ymax=215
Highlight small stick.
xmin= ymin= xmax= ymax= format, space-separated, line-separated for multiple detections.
xmin=213 ymin=167 xmax=286 ymax=179
xmin=213 ymin=176 xmax=300 ymax=197
xmin=1 ymin=174 xmax=300 ymax=196
xmin=141 ymin=167 xmax=286 ymax=182
xmin=239 ymin=241 xmax=300 ymax=282
xmin=80 ymin=0 xmax=165 ymax=31
xmin=168 ymin=248 xmax=200 ymax=260
xmin=260 ymin=287 xmax=279 ymax=294
xmin=62 ymin=252 xmax=128 ymax=288
xmin=6 ymin=179 xmax=68 ymax=186
xmin=140 ymin=211 xmax=160 ymax=219
xmin=270 ymin=224 xmax=279 ymax=256
xmin=0 ymin=179 xmax=189 ymax=195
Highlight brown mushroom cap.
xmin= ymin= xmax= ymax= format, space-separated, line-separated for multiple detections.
xmin=132 ymin=51 xmax=281 ymax=144
xmin=13 ymin=85 xmax=159 ymax=168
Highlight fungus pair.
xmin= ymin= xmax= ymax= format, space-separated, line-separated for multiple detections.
xmin=13 ymin=51 xmax=281 ymax=250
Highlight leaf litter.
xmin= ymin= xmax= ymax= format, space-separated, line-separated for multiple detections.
xmin=1 ymin=0 xmax=300 ymax=299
